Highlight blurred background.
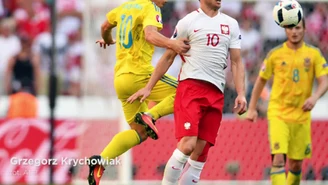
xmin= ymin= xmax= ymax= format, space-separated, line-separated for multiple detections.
xmin=0 ymin=0 xmax=327 ymax=185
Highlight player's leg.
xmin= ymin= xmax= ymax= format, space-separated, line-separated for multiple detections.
xmin=146 ymin=74 xmax=177 ymax=119
xmin=100 ymin=74 xmax=158 ymax=159
xmin=88 ymin=100 xmax=149 ymax=185
xmin=178 ymin=140 xmax=210 ymax=185
xmin=162 ymin=141 xmax=192 ymax=185
xmin=179 ymin=93 xmax=223 ymax=185
xmin=135 ymin=74 xmax=177 ymax=128
xmin=162 ymin=80 xmax=203 ymax=185
xmin=271 ymin=154 xmax=287 ymax=185
xmin=87 ymin=74 xmax=154 ymax=185
xmin=286 ymin=120 xmax=312 ymax=185
xmin=100 ymin=101 xmax=150 ymax=159
xmin=268 ymin=118 xmax=289 ymax=185
xmin=287 ymin=159 xmax=303 ymax=185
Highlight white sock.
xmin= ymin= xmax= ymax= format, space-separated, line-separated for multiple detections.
xmin=162 ymin=149 xmax=189 ymax=185
xmin=178 ymin=158 xmax=205 ymax=185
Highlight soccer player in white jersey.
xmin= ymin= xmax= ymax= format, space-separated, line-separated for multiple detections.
xmin=128 ymin=0 xmax=247 ymax=184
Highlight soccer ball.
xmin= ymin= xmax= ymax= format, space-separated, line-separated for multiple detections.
xmin=273 ymin=0 xmax=303 ymax=28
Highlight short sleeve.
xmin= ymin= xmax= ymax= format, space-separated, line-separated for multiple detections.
xmin=229 ymin=19 xmax=241 ymax=49
xmin=314 ymin=50 xmax=328 ymax=78
xmin=259 ymin=54 xmax=274 ymax=80
xmin=171 ymin=18 xmax=189 ymax=40
xmin=143 ymin=4 xmax=163 ymax=30
xmin=106 ymin=7 xmax=120 ymax=25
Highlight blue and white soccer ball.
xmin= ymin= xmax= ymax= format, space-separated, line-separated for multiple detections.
xmin=273 ymin=0 xmax=303 ymax=28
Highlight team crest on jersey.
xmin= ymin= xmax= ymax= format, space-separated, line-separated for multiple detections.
xmin=220 ymin=24 xmax=230 ymax=35
xmin=304 ymin=57 xmax=311 ymax=72
xmin=304 ymin=58 xmax=311 ymax=67
xmin=156 ymin=15 xmax=162 ymax=24
xmin=184 ymin=122 xmax=191 ymax=130
xmin=274 ymin=142 xmax=280 ymax=150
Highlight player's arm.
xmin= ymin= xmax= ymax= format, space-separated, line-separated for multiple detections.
xmin=101 ymin=20 xmax=116 ymax=45
xmin=143 ymin=5 xmax=189 ymax=55
xmin=303 ymin=51 xmax=328 ymax=111
xmin=144 ymin=26 xmax=189 ymax=55
xmin=96 ymin=8 xmax=118 ymax=48
xmin=230 ymin=48 xmax=247 ymax=115
xmin=230 ymin=48 xmax=245 ymax=97
xmin=229 ymin=19 xmax=247 ymax=115
xmin=246 ymin=77 xmax=268 ymax=122
xmin=145 ymin=49 xmax=177 ymax=90
xmin=313 ymin=75 xmax=328 ymax=100
xmin=127 ymin=49 xmax=177 ymax=103
xmin=247 ymin=50 xmax=273 ymax=121
xmin=302 ymin=50 xmax=328 ymax=111
xmin=302 ymin=75 xmax=328 ymax=111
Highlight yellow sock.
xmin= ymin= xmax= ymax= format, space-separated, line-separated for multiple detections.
xmin=100 ymin=130 xmax=141 ymax=162
xmin=147 ymin=94 xmax=175 ymax=120
xmin=287 ymin=170 xmax=302 ymax=185
xmin=270 ymin=167 xmax=286 ymax=185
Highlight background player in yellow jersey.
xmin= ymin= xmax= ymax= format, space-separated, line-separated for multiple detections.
xmin=246 ymin=19 xmax=328 ymax=185
xmin=87 ymin=0 xmax=190 ymax=185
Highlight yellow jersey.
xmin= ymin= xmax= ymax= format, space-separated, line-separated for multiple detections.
xmin=106 ymin=0 xmax=163 ymax=76
xmin=259 ymin=42 xmax=328 ymax=122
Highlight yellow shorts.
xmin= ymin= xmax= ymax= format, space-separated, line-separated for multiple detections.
xmin=114 ymin=73 xmax=177 ymax=124
xmin=268 ymin=118 xmax=312 ymax=160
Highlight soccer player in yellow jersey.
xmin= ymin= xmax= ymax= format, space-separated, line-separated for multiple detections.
xmin=246 ymin=19 xmax=328 ymax=185
xmin=87 ymin=0 xmax=190 ymax=185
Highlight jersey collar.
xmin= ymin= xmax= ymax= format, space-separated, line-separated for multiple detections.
xmin=197 ymin=8 xmax=221 ymax=18
xmin=283 ymin=42 xmax=305 ymax=52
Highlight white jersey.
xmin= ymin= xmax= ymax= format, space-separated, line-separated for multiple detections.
xmin=172 ymin=8 xmax=241 ymax=92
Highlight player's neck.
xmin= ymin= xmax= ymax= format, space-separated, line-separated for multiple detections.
xmin=200 ymin=5 xmax=219 ymax=17
xmin=286 ymin=40 xmax=303 ymax=51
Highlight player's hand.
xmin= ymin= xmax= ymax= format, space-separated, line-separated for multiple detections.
xmin=246 ymin=109 xmax=258 ymax=122
xmin=233 ymin=95 xmax=247 ymax=115
xmin=96 ymin=39 xmax=115 ymax=49
xmin=127 ymin=87 xmax=151 ymax=103
xmin=171 ymin=38 xmax=190 ymax=56
xmin=302 ymin=96 xmax=317 ymax=112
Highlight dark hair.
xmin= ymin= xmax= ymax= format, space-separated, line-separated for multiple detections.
xmin=301 ymin=18 xmax=305 ymax=29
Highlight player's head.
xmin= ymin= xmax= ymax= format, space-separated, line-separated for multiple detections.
xmin=285 ymin=19 xmax=306 ymax=45
xmin=199 ymin=0 xmax=221 ymax=11
xmin=151 ymin=0 xmax=167 ymax=8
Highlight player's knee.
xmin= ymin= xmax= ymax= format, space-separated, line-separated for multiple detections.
xmin=178 ymin=137 xmax=197 ymax=155
xmin=179 ymin=144 xmax=194 ymax=156
xmin=289 ymin=159 xmax=303 ymax=171
xmin=272 ymin=154 xmax=286 ymax=167
xmin=270 ymin=154 xmax=286 ymax=175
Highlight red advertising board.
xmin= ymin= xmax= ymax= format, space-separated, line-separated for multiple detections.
xmin=0 ymin=119 xmax=79 ymax=184
xmin=0 ymin=118 xmax=327 ymax=184
xmin=132 ymin=119 xmax=328 ymax=180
